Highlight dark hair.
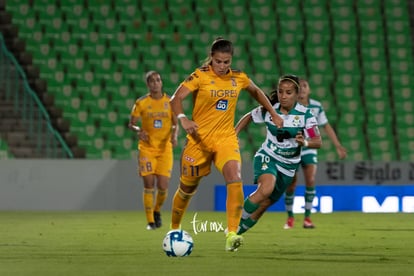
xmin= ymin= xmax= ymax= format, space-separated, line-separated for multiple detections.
xmin=210 ymin=37 xmax=233 ymax=55
xmin=202 ymin=37 xmax=233 ymax=66
xmin=269 ymin=89 xmax=279 ymax=105
xmin=278 ymin=74 xmax=300 ymax=92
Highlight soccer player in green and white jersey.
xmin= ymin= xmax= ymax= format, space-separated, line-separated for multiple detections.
xmin=283 ymin=79 xmax=347 ymax=229
xmin=235 ymin=75 xmax=322 ymax=235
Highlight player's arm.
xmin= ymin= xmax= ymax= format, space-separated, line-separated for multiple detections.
xmin=170 ymin=112 xmax=179 ymax=147
xmin=323 ymin=123 xmax=347 ymax=159
xmin=235 ymin=112 xmax=252 ymax=135
xmin=296 ymin=125 xmax=322 ymax=149
xmin=128 ymin=115 xmax=149 ymax=142
xmin=245 ymin=80 xmax=283 ymax=128
xmin=170 ymin=84 xmax=199 ymax=135
xmin=128 ymin=115 xmax=140 ymax=132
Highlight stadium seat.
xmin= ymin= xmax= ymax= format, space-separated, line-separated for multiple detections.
xmin=336 ymin=123 xmax=368 ymax=161
xmin=4 ymin=0 xmax=412 ymax=161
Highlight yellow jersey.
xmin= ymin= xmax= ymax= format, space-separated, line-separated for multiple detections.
xmin=130 ymin=93 xmax=173 ymax=152
xmin=181 ymin=65 xmax=250 ymax=143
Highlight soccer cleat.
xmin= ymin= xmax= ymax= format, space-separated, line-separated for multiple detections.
xmin=225 ymin=231 xmax=244 ymax=252
xmin=154 ymin=211 xmax=162 ymax=228
xmin=303 ymin=217 xmax=315 ymax=229
xmin=146 ymin=223 xmax=156 ymax=230
xmin=224 ymin=226 xmax=241 ymax=235
xmin=283 ymin=217 xmax=295 ymax=229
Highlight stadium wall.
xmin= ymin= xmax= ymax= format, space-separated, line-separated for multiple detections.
xmin=0 ymin=160 xmax=413 ymax=212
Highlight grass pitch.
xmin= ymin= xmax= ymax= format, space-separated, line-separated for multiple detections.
xmin=0 ymin=211 xmax=413 ymax=276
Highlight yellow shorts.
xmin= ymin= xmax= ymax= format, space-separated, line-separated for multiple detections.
xmin=180 ymin=134 xmax=241 ymax=185
xmin=138 ymin=147 xmax=173 ymax=178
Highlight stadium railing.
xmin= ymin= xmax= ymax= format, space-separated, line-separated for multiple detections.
xmin=0 ymin=33 xmax=73 ymax=158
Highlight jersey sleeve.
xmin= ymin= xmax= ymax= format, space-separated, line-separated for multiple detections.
xmin=180 ymin=69 xmax=200 ymax=92
xmin=317 ymin=107 xmax=329 ymax=126
xmin=130 ymin=99 xmax=140 ymax=117
xmin=251 ymin=106 xmax=265 ymax=123
xmin=305 ymin=110 xmax=319 ymax=131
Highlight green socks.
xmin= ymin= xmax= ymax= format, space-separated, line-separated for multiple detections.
xmin=237 ymin=198 xmax=259 ymax=234
xmin=304 ymin=187 xmax=316 ymax=217
xmin=285 ymin=191 xmax=294 ymax=218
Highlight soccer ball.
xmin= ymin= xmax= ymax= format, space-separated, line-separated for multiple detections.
xmin=162 ymin=229 xmax=193 ymax=257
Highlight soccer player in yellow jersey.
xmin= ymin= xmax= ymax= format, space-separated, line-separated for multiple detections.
xmin=128 ymin=71 xmax=179 ymax=230
xmin=168 ymin=37 xmax=283 ymax=252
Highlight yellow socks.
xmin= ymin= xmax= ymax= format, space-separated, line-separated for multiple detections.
xmin=171 ymin=188 xmax=194 ymax=229
xmin=154 ymin=189 xmax=168 ymax=213
xmin=143 ymin=188 xmax=155 ymax=223
xmin=226 ymin=182 xmax=244 ymax=233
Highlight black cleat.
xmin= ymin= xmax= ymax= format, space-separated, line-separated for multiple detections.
xmin=154 ymin=211 xmax=162 ymax=228
xmin=146 ymin=223 xmax=156 ymax=230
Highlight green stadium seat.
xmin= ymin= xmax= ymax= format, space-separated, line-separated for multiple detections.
xmin=389 ymin=48 xmax=414 ymax=74
xmin=330 ymin=1 xmax=354 ymax=18
xmin=69 ymin=116 xmax=94 ymax=134
xmin=250 ymin=3 xmax=274 ymax=19
xmin=86 ymin=145 xmax=113 ymax=159
xmin=332 ymin=15 xmax=357 ymax=34
xmin=370 ymin=142 xmax=397 ymax=161
xmin=336 ymin=122 xmax=368 ymax=160
xmin=398 ymin=123 xmax=414 ymax=160
xmin=334 ymin=60 xmax=360 ymax=77
xmin=277 ymin=43 xmax=306 ymax=75
xmin=275 ymin=0 xmax=301 ymax=15
xmin=362 ymin=58 xmax=387 ymax=76
xmin=63 ymin=107 xmax=88 ymax=128
xmin=5 ymin=0 xmax=412 ymax=161
xmin=307 ymin=57 xmax=332 ymax=76
xmin=116 ymin=2 xmax=141 ymax=23
xmin=305 ymin=20 xmax=330 ymax=42
xmin=198 ymin=17 xmax=225 ymax=35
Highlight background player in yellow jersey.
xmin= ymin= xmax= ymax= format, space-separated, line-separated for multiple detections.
xmin=128 ymin=71 xmax=179 ymax=230
xmin=168 ymin=37 xmax=283 ymax=252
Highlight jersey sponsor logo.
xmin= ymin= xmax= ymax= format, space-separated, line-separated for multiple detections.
xmin=216 ymin=99 xmax=228 ymax=111
xmin=153 ymin=120 xmax=162 ymax=128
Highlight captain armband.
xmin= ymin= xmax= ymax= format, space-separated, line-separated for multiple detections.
xmin=304 ymin=125 xmax=320 ymax=138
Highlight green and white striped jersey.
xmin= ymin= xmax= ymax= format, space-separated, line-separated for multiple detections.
xmin=307 ymin=98 xmax=328 ymax=126
xmin=251 ymin=102 xmax=318 ymax=166
xmin=302 ymin=98 xmax=328 ymax=155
